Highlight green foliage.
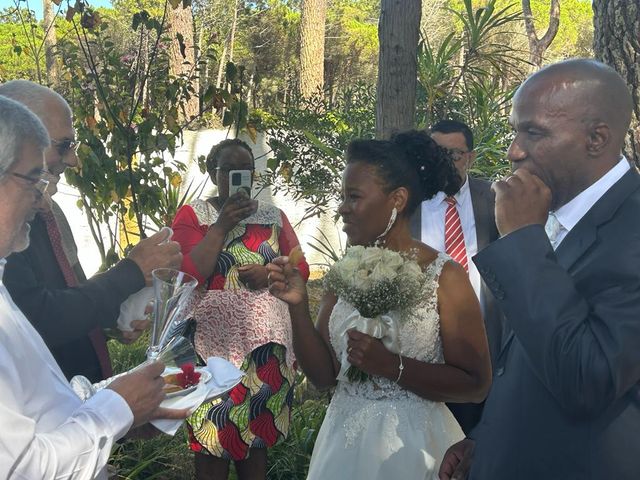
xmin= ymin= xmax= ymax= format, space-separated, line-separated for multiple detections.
xmin=267 ymin=398 xmax=327 ymax=479
xmin=417 ymin=0 xmax=528 ymax=179
xmin=528 ymin=0 xmax=593 ymax=60
xmin=4 ymin=0 xmax=253 ymax=268
xmin=109 ymin=432 xmax=195 ymax=480
xmin=50 ymin=1 xmax=245 ymax=268
xmin=306 ymin=228 xmax=345 ymax=270
xmin=260 ymin=83 xmax=376 ymax=220
xmin=325 ymin=0 xmax=379 ymax=97
xmin=0 ymin=8 xmax=44 ymax=81
xmin=262 ymin=0 xmax=525 ymax=218
xmin=57 ymin=2 xmax=190 ymax=265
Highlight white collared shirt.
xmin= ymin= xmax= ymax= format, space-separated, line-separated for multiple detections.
xmin=420 ymin=177 xmax=483 ymax=307
xmin=548 ymin=157 xmax=631 ymax=249
xmin=0 ymin=259 xmax=133 ymax=479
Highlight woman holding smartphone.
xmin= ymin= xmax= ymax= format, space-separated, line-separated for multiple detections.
xmin=172 ymin=138 xmax=309 ymax=480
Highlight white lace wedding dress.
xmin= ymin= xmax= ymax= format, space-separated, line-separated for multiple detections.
xmin=306 ymin=253 xmax=464 ymax=480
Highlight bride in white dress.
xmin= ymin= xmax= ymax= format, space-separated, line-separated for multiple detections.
xmin=267 ymin=130 xmax=492 ymax=480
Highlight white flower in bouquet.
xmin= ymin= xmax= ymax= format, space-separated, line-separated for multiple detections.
xmin=324 ymin=246 xmax=427 ymax=381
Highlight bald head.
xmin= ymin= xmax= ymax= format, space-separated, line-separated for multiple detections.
xmin=517 ymin=59 xmax=632 ymax=150
xmin=0 ymin=80 xmax=78 ymax=196
xmin=0 ymin=80 xmax=70 ymax=130
xmin=507 ymin=59 xmax=634 ymax=209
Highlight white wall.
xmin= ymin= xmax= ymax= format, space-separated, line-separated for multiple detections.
xmin=57 ymin=129 xmax=346 ymax=277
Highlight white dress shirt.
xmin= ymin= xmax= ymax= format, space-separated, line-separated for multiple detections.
xmin=547 ymin=157 xmax=631 ymax=249
xmin=420 ymin=177 xmax=483 ymax=307
xmin=0 ymin=259 xmax=133 ymax=479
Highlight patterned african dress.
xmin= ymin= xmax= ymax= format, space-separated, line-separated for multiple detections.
xmin=171 ymin=199 xmax=309 ymax=461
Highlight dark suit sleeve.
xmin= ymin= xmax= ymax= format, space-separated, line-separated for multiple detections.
xmin=4 ymin=254 xmax=145 ymax=347
xmin=474 ymin=224 xmax=640 ymax=418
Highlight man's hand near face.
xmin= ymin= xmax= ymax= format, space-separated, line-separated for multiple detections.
xmin=491 ymin=168 xmax=552 ymax=237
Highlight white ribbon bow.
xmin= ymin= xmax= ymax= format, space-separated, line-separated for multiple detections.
xmin=335 ymin=309 xmax=401 ymax=381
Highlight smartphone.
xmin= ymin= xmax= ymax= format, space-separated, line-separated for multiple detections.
xmin=228 ymin=169 xmax=252 ymax=197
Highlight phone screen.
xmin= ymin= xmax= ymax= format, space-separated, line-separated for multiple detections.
xmin=228 ymin=169 xmax=252 ymax=197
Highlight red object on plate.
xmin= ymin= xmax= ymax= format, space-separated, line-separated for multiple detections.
xmin=176 ymin=363 xmax=201 ymax=388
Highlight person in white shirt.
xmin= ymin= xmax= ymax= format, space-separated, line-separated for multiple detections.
xmin=0 ymin=95 xmax=188 ymax=479
xmin=410 ymin=120 xmax=501 ymax=434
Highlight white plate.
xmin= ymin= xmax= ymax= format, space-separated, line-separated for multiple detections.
xmin=162 ymin=367 xmax=212 ymax=398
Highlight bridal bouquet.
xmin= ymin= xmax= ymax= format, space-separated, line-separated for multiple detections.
xmin=323 ymin=246 xmax=426 ymax=382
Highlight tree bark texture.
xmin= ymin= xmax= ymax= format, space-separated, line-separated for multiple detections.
xmin=376 ymin=0 xmax=421 ymax=139
xmin=593 ymin=0 xmax=640 ymax=166
xmin=522 ymin=0 xmax=560 ymax=69
xmin=167 ymin=2 xmax=199 ymax=121
xmin=43 ymin=0 xmax=59 ymax=86
xmin=299 ymin=0 xmax=327 ymax=98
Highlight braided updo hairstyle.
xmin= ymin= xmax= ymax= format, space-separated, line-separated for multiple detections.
xmin=205 ymin=138 xmax=254 ymax=175
xmin=345 ymin=130 xmax=461 ymax=215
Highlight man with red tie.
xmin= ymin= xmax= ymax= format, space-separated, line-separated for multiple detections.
xmin=0 ymin=80 xmax=182 ymax=382
xmin=410 ymin=120 xmax=502 ymax=434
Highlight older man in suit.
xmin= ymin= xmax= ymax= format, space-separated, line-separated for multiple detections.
xmin=0 ymin=80 xmax=182 ymax=383
xmin=412 ymin=120 xmax=501 ymax=433
xmin=440 ymin=58 xmax=640 ymax=479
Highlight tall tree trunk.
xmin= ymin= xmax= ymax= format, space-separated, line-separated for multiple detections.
xmin=215 ymin=42 xmax=228 ymax=89
xmin=215 ymin=0 xmax=238 ymax=89
xmin=376 ymin=0 xmax=421 ymax=139
xmin=43 ymin=0 xmax=58 ymax=87
xmin=593 ymin=0 xmax=640 ymax=166
xmin=522 ymin=0 xmax=560 ymax=69
xmin=227 ymin=0 xmax=238 ymax=64
xmin=299 ymin=0 xmax=327 ymax=98
xmin=167 ymin=2 xmax=199 ymax=121
xmin=196 ymin=19 xmax=206 ymax=110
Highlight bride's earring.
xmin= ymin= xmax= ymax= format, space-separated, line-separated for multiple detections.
xmin=374 ymin=207 xmax=397 ymax=247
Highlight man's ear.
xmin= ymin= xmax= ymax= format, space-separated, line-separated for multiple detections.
xmin=391 ymin=187 xmax=409 ymax=215
xmin=586 ymin=122 xmax=610 ymax=156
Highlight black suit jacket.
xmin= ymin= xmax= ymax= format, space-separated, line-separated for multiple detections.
xmin=471 ymin=168 xmax=640 ymax=479
xmin=411 ymin=177 xmax=502 ymax=433
xmin=4 ymin=204 xmax=145 ymax=382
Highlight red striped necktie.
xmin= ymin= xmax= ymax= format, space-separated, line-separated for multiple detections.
xmin=40 ymin=209 xmax=113 ymax=379
xmin=444 ymin=196 xmax=469 ymax=272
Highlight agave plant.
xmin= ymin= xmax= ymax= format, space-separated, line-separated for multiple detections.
xmin=417 ymin=0 xmax=529 ymax=179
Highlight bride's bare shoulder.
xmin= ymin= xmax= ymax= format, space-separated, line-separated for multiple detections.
xmin=408 ymin=240 xmax=441 ymax=269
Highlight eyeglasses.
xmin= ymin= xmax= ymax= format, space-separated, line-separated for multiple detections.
xmin=449 ymin=148 xmax=470 ymax=158
xmin=10 ymin=171 xmax=50 ymax=195
xmin=51 ymin=138 xmax=80 ymax=157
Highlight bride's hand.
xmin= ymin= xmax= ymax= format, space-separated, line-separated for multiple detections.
xmin=266 ymin=257 xmax=308 ymax=306
xmin=346 ymin=329 xmax=397 ymax=379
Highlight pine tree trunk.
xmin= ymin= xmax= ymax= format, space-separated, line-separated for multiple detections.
xmin=376 ymin=0 xmax=421 ymax=139
xmin=522 ymin=0 xmax=560 ymax=70
xmin=215 ymin=41 xmax=228 ymax=89
xmin=299 ymin=0 xmax=327 ymax=98
xmin=43 ymin=0 xmax=58 ymax=86
xmin=167 ymin=2 xmax=199 ymax=122
xmin=228 ymin=0 xmax=238 ymax=63
xmin=593 ymin=0 xmax=640 ymax=166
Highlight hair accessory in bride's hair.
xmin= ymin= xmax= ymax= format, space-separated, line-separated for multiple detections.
xmin=374 ymin=207 xmax=397 ymax=247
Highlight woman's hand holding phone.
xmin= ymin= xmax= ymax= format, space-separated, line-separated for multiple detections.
xmin=214 ymin=193 xmax=258 ymax=233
